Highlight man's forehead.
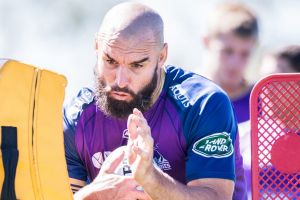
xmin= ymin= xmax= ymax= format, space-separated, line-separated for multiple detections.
xmin=100 ymin=32 xmax=157 ymax=55
xmin=98 ymin=2 xmax=164 ymax=48
xmin=214 ymin=33 xmax=256 ymax=50
xmin=99 ymin=28 xmax=155 ymax=45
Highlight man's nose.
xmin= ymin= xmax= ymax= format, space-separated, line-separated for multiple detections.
xmin=115 ymin=66 xmax=129 ymax=88
xmin=229 ymin=54 xmax=245 ymax=70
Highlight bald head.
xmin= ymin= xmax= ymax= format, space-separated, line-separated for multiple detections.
xmin=97 ymin=2 xmax=164 ymax=48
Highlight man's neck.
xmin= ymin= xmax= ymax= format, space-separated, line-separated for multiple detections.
xmin=212 ymin=73 xmax=249 ymax=100
xmin=220 ymin=80 xmax=250 ymax=100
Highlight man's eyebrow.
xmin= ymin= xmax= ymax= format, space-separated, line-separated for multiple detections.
xmin=130 ymin=57 xmax=149 ymax=65
xmin=104 ymin=54 xmax=149 ymax=64
xmin=104 ymin=53 xmax=116 ymax=61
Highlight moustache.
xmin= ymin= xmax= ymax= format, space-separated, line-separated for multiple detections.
xmin=109 ymin=86 xmax=136 ymax=97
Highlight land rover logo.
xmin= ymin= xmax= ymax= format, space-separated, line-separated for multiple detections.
xmin=192 ymin=132 xmax=233 ymax=158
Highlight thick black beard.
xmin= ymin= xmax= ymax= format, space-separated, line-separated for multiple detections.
xmin=94 ymin=65 xmax=158 ymax=119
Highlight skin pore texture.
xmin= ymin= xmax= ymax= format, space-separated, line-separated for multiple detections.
xmin=74 ymin=2 xmax=234 ymax=200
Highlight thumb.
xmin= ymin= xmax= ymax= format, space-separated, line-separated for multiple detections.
xmin=101 ymin=149 xmax=125 ymax=174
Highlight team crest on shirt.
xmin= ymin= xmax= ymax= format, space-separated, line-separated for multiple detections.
xmin=192 ymin=132 xmax=233 ymax=158
xmin=153 ymin=145 xmax=172 ymax=171
xmin=122 ymin=129 xmax=129 ymax=139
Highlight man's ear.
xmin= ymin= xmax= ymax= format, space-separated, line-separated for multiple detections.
xmin=158 ymin=43 xmax=168 ymax=68
xmin=95 ymin=38 xmax=99 ymax=51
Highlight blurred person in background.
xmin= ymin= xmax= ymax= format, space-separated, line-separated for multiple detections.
xmin=239 ymin=44 xmax=300 ymax=199
xmin=64 ymin=2 xmax=244 ymax=200
xmin=202 ymin=2 xmax=259 ymax=199
xmin=203 ymin=2 xmax=259 ymax=124
xmin=260 ymin=45 xmax=300 ymax=75
xmin=256 ymin=45 xmax=300 ymax=198
xmin=259 ymin=45 xmax=300 ymax=131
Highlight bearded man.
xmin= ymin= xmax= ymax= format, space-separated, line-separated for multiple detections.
xmin=64 ymin=2 xmax=246 ymax=200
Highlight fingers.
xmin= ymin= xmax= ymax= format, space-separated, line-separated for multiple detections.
xmin=127 ymin=108 xmax=154 ymax=165
xmin=127 ymin=108 xmax=151 ymax=140
xmin=119 ymin=177 xmax=149 ymax=199
xmin=127 ymin=139 xmax=137 ymax=165
xmin=128 ymin=134 xmax=153 ymax=165
xmin=132 ymin=144 xmax=152 ymax=161
xmin=102 ymin=149 xmax=125 ymax=174
xmin=133 ymin=108 xmax=142 ymax=116
xmin=127 ymin=108 xmax=144 ymax=140
xmin=127 ymin=114 xmax=138 ymax=140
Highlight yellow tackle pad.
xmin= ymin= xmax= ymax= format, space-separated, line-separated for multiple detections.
xmin=0 ymin=59 xmax=73 ymax=200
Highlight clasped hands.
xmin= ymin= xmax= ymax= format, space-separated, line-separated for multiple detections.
xmin=86 ymin=108 xmax=154 ymax=200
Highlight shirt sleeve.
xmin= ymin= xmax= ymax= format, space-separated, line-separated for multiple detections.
xmin=63 ymin=88 xmax=94 ymax=182
xmin=63 ymin=89 xmax=94 ymax=182
xmin=185 ymin=91 xmax=237 ymax=182
xmin=63 ymin=113 xmax=88 ymax=182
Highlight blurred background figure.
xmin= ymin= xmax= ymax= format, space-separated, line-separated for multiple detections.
xmin=239 ymin=44 xmax=300 ymax=200
xmin=259 ymin=44 xmax=300 ymax=133
xmin=260 ymin=45 xmax=300 ymax=75
xmin=202 ymin=2 xmax=258 ymax=124
xmin=202 ymin=3 xmax=259 ymax=199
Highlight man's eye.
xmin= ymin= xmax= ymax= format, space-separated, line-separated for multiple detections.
xmin=131 ymin=63 xmax=143 ymax=68
xmin=106 ymin=59 xmax=117 ymax=65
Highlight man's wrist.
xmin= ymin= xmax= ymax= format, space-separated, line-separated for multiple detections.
xmin=136 ymin=163 xmax=159 ymax=188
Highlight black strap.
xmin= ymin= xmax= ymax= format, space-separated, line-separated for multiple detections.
xmin=1 ymin=126 xmax=18 ymax=200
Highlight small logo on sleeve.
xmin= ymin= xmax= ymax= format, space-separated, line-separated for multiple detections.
xmin=192 ymin=132 xmax=233 ymax=158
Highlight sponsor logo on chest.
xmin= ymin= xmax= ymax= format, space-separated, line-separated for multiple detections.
xmin=92 ymin=151 xmax=112 ymax=169
xmin=169 ymin=85 xmax=191 ymax=108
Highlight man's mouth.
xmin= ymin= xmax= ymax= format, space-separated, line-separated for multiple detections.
xmin=110 ymin=91 xmax=132 ymax=101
